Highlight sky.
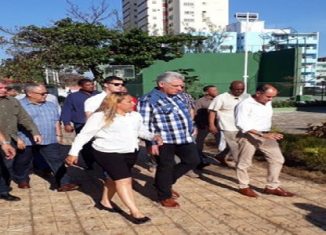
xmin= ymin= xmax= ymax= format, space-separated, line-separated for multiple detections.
xmin=0 ymin=0 xmax=325 ymax=59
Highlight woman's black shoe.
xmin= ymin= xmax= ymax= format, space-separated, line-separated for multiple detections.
xmin=131 ymin=216 xmax=151 ymax=224
xmin=95 ymin=202 xmax=121 ymax=213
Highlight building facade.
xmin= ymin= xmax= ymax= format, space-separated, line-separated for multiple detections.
xmin=316 ymin=57 xmax=326 ymax=85
xmin=227 ymin=13 xmax=319 ymax=86
xmin=122 ymin=0 xmax=229 ymax=35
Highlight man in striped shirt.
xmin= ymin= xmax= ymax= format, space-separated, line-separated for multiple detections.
xmin=138 ymin=71 xmax=200 ymax=208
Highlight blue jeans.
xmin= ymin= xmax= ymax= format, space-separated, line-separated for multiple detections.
xmin=14 ymin=144 xmax=71 ymax=187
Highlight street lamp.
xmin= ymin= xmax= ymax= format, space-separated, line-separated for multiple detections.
xmin=235 ymin=12 xmax=258 ymax=94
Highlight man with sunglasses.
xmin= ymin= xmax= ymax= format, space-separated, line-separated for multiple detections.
xmin=84 ymin=76 xmax=125 ymax=118
xmin=14 ymin=83 xmax=79 ymax=192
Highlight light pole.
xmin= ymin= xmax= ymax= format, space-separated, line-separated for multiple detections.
xmin=235 ymin=12 xmax=258 ymax=94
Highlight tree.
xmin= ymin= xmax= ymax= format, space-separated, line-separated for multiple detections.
xmin=1 ymin=18 xmax=118 ymax=81
xmin=108 ymin=28 xmax=206 ymax=73
xmin=65 ymin=0 xmax=122 ymax=29
xmin=0 ymin=54 xmax=44 ymax=82
xmin=172 ymin=68 xmax=203 ymax=99
xmin=182 ymin=14 xmax=229 ymax=53
xmin=1 ymin=18 xmax=205 ymax=82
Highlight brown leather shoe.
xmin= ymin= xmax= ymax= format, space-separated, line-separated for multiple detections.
xmin=171 ymin=189 xmax=180 ymax=199
xmin=18 ymin=182 xmax=30 ymax=189
xmin=263 ymin=187 xmax=295 ymax=197
xmin=239 ymin=187 xmax=258 ymax=197
xmin=57 ymin=183 xmax=79 ymax=192
xmin=160 ymin=198 xmax=180 ymax=208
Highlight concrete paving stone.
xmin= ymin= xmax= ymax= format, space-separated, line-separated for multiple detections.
xmin=133 ymin=225 xmax=163 ymax=234
xmin=266 ymin=215 xmax=310 ymax=229
xmin=287 ymin=226 xmax=326 ymax=235
xmin=33 ymin=225 xmax=58 ymax=234
xmin=182 ymin=226 xmax=212 ymax=234
xmin=6 ymin=225 xmax=33 ymax=233
xmin=93 ymin=229 xmax=137 ymax=235
xmin=1 ymin=109 xmax=325 ymax=234
xmin=156 ymin=224 xmax=189 ymax=235
xmin=79 ymin=222 xmax=107 ymax=232
xmin=55 ymin=223 xmax=84 ymax=233
xmin=3 ymin=232 xmax=33 ymax=235
xmin=181 ymin=193 xmax=208 ymax=203
xmin=101 ymin=215 xmax=131 ymax=228
xmin=149 ymin=215 xmax=174 ymax=225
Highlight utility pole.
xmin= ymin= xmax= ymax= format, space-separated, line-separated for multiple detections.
xmin=235 ymin=12 xmax=258 ymax=94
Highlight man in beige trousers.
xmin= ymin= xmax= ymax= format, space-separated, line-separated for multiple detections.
xmin=235 ymin=84 xmax=294 ymax=198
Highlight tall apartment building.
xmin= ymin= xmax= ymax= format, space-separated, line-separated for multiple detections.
xmin=122 ymin=0 xmax=229 ymax=35
xmin=316 ymin=57 xmax=326 ymax=83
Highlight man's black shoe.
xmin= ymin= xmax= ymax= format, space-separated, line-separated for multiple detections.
xmin=0 ymin=193 xmax=21 ymax=201
xmin=197 ymin=162 xmax=210 ymax=170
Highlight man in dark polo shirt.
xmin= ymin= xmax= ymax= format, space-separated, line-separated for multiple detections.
xmin=60 ymin=78 xmax=99 ymax=169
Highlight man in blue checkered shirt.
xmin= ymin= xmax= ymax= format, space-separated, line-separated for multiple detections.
xmin=138 ymin=71 xmax=200 ymax=208
xmin=14 ymin=83 xmax=79 ymax=192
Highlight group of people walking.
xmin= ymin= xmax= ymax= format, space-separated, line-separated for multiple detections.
xmin=0 ymin=71 xmax=294 ymax=225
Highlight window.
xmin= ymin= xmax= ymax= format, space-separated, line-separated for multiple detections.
xmin=184 ymin=18 xmax=194 ymax=22
xmin=184 ymin=11 xmax=194 ymax=15
xmin=184 ymin=2 xmax=194 ymax=6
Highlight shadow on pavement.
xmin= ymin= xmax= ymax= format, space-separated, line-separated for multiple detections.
xmin=294 ymin=203 xmax=326 ymax=231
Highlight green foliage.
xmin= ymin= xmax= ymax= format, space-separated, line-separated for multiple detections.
xmin=272 ymin=99 xmax=326 ymax=108
xmin=108 ymin=29 xmax=206 ymax=73
xmin=280 ymin=134 xmax=326 ymax=172
xmin=0 ymin=54 xmax=44 ymax=82
xmin=1 ymin=19 xmax=205 ymax=83
xmin=272 ymin=100 xmax=296 ymax=108
xmin=172 ymin=68 xmax=203 ymax=99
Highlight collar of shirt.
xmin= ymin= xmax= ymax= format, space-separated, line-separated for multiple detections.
xmin=22 ymin=97 xmax=44 ymax=106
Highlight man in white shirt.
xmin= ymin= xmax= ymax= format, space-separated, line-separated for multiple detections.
xmin=208 ymin=81 xmax=246 ymax=167
xmin=235 ymin=84 xmax=294 ymax=198
xmin=84 ymin=76 xmax=125 ymax=118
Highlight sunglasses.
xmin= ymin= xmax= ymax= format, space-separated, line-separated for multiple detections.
xmin=33 ymin=91 xmax=49 ymax=96
xmin=109 ymin=83 xmax=125 ymax=87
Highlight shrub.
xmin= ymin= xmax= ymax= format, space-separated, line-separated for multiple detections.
xmin=272 ymin=100 xmax=296 ymax=108
xmin=279 ymin=134 xmax=326 ymax=172
xmin=272 ymin=99 xmax=326 ymax=108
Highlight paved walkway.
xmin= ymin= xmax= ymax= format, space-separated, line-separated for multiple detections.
xmin=1 ymin=109 xmax=326 ymax=234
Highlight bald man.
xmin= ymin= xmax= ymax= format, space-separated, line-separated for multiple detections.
xmin=235 ymin=84 xmax=294 ymax=198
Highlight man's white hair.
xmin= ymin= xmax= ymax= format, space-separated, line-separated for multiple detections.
xmin=156 ymin=71 xmax=185 ymax=85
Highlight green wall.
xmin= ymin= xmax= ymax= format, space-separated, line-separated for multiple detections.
xmin=138 ymin=50 xmax=299 ymax=98
xmin=258 ymin=48 xmax=301 ymax=97
xmin=141 ymin=53 xmax=261 ymax=96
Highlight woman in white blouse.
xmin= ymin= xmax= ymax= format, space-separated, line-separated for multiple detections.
xmin=65 ymin=93 xmax=162 ymax=224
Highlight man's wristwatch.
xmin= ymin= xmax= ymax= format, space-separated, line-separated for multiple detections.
xmin=0 ymin=141 xmax=10 ymax=146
